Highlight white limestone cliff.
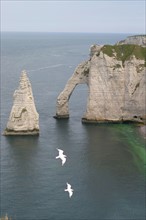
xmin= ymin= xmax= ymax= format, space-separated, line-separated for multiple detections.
xmin=83 ymin=52 xmax=145 ymax=123
xmin=55 ymin=36 xmax=146 ymax=123
xmin=4 ymin=70 xmax=39 ymax=135
xmin=117 ymin=35 xmax=146 ymax=47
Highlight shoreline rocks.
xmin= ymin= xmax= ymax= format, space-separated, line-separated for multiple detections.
xmin=3 ymin=70 xmax=39 ymax=135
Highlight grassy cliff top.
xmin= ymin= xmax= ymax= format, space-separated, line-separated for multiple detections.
xmin=101 ymin=44 xmax=146 ymax=65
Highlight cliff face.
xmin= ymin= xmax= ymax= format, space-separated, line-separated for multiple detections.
xmin=4 ymin=70 xmax=39 ymax=135
xmin=117 ymin=35 xmax=146 ymax=47
xmin=55 ymin=36 xmax=146 ymax=124
xmin=83 ymin=49 xmax=145 ymax=123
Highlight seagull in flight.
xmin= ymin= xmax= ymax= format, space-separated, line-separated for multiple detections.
xmin=56 ymin=148 xmax=67 ymax=166
xmin=64 ymin=182 xmax=74 ymax=198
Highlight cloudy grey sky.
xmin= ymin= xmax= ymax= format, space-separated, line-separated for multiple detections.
xmin=1 ymin=0 xmax=145 ymax=34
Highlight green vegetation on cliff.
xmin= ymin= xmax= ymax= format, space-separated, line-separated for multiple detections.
xmin=101 ymin=44 xmax=146 ymax=66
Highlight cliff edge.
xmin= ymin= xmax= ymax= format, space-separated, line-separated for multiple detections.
xmin=55 ymin=35 xmax=146 ymax=124
xmin=116 ymin=35 xmax=146 ymax=47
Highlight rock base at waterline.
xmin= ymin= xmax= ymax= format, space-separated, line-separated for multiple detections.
xmin=3 ymin=129 xmax=39 ymax=136
xmin=81 ymin=117 xmax=145 ymax=124
xmin=53 ymin=114 xmax=69 ymax=119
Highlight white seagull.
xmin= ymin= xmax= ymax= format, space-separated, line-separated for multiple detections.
xmin=64 ymin=182 xmax=74 ymax=198
xmin=56 ymin=148 xmax=67 ymax=166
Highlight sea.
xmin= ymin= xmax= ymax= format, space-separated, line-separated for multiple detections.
xmin=0 ymin=32 xmax=146 ymax=220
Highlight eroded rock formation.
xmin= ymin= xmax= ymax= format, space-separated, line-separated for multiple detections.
xmin=54 ymin=61 xmax=90 ymax=118
xmin=55 ymin=36 xmax=146 ymax=123
xmin=4 ymin=70 xmax=39 ymax=135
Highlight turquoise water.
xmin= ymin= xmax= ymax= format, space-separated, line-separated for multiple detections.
xmin=111 ymin=124 xmax=146 ymax=172
xmin=1 ymin=32 xmax=145 ymax=220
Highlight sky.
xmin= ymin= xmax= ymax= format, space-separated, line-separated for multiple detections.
xmin=1 ymin=0 xmax=145 ymax=34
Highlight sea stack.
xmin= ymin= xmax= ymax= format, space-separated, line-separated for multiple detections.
xmin=4 ymin=70 xmax=39 ymax=135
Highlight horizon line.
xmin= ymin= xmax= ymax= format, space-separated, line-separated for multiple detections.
xmin=1 ymin=31 xmax=144 ymax=35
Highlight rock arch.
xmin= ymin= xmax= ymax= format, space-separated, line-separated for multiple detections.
xmin=55 ymin=43 xmax=146 ymax=123
xmin=54 ymin=61 xmax=90 ymax=118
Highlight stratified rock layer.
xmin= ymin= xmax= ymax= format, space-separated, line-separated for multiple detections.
xmin=4 ymin=70 xmax=39 ymax=135
xmin=55 ymin=36 xmax=146 ymax=124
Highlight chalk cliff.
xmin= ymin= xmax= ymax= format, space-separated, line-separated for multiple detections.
xmin=4 ymin=70 xmax=39 ymax=135
xmin=55 ymin=35 xmax=146 ymax=123
xmin=117 ymin=35 xmax=146 ymax=47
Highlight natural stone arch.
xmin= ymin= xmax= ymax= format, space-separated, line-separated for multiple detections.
xmin=55 ymin=41 xmax=146 ymax=123
xmin=69 ymin=83 xmax=89 ymax=118
xmin=54 ymin=60 xmax=90 ymax=118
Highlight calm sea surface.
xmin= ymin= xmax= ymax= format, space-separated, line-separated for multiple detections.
xmin=1 ymin=32 xmax=145 ymax=220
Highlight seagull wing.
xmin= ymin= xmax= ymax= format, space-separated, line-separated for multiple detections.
xmin=67 ymin=183 xmax=71 ymax=189
xmin=57 ymin=148 xmax=64 ymax=154
xmin=62 ymin=157 xmax=66 ymax=166
xmin=69 ymin=189 xmax=73 ymax=198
